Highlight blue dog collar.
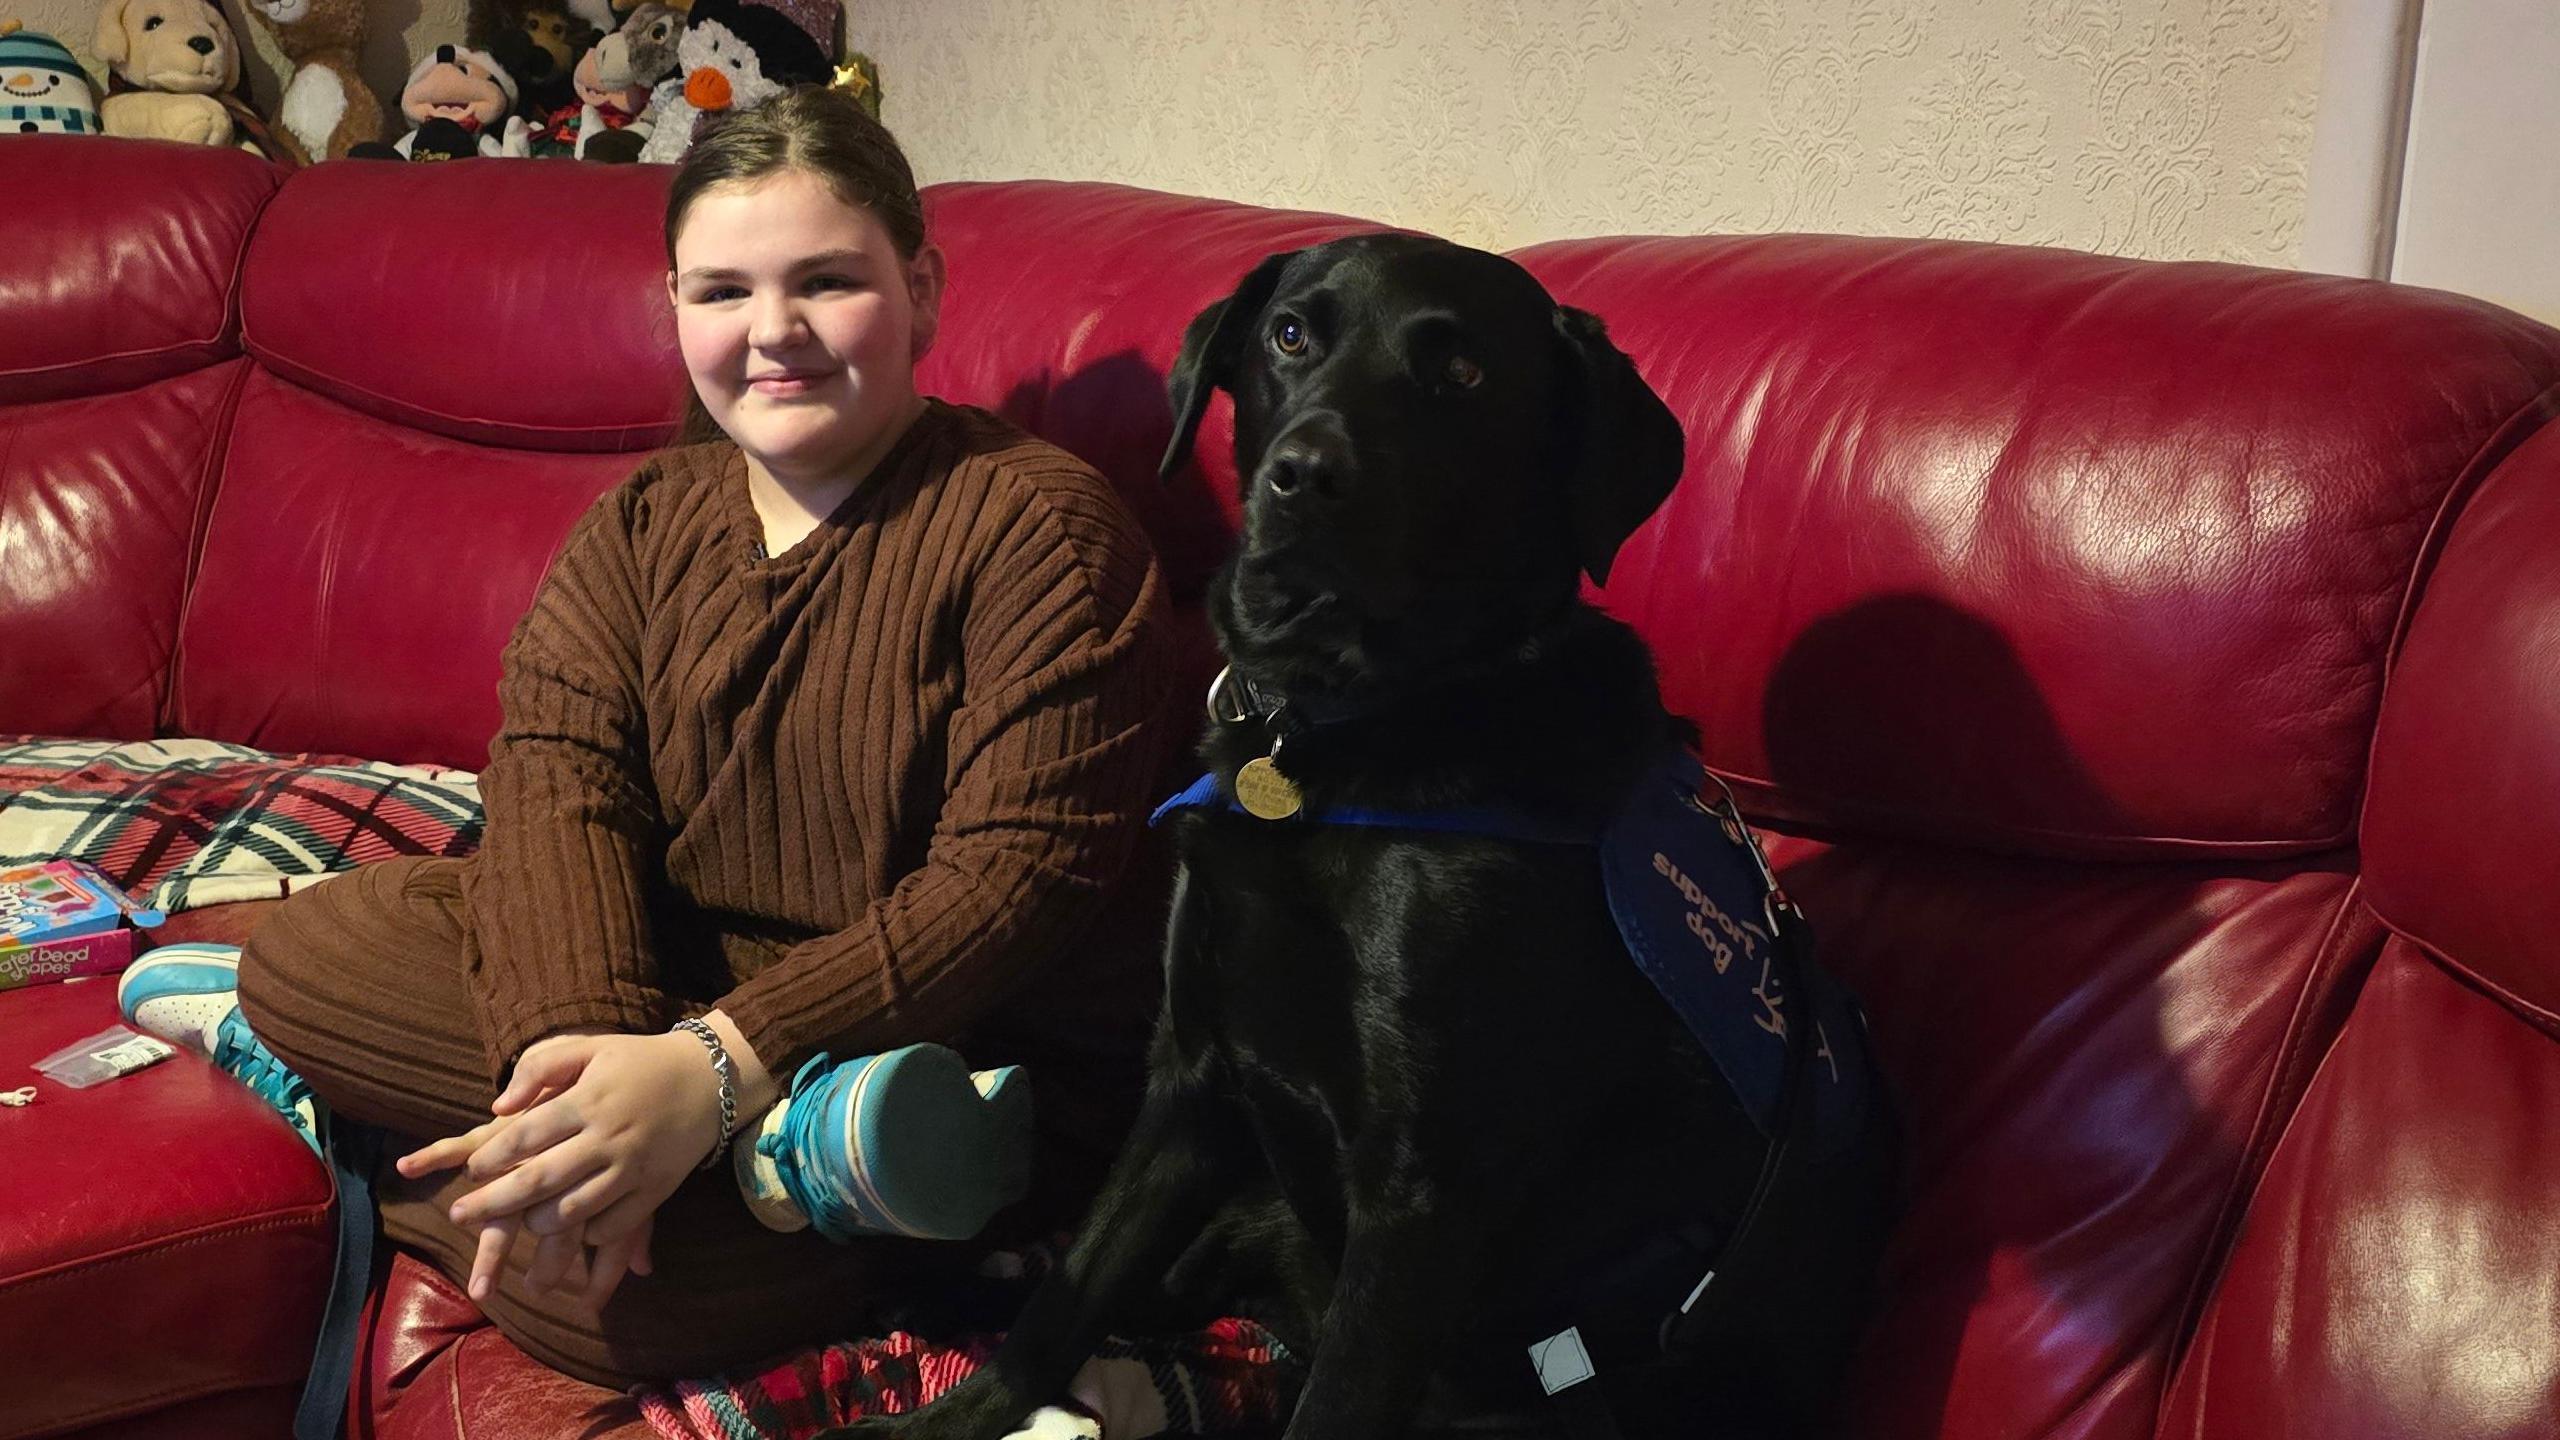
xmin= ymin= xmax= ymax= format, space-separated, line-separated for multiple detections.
xmin=1150 ymin=749 xmax=1874 ymax=1152
xmin=1149 ymin=769 xmax=1596 ymax=846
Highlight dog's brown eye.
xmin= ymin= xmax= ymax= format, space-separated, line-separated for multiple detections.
xmin=1273 ymin=319 xmax=1307 ymax=356
xmin=1445 ymin=355 xmax=1483 ymax=389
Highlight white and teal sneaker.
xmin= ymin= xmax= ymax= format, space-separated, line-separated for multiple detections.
xmin=736 ymin=1043 xmax=1033 ymax=1243
xmin=117 ymin=942 xmax=322 ymax=1153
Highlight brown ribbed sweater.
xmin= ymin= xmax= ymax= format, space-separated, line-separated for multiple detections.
xmin=457 ymin=400 xmax=1171 ymax=1086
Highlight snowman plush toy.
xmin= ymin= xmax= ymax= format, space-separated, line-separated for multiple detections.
xmin=634 ymin=0 xmax=835 ymax=163
xmin=0 ymin=20 xmax=103 ymax=134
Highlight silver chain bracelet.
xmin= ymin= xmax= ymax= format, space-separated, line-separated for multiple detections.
xmin=672 ymin=1016 xmax=739 ymax=1171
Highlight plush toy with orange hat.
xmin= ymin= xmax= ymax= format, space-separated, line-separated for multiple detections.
xmin=632 ymin=0 xmax=834 ymax=164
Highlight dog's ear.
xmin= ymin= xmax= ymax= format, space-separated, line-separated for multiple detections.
xmin=1159 ymin=249 xmax=1297 ymax=485
xmin=1551 ymin=305 xmax=1685 ymax=586
xmin=93 ymin=0 xmax=134 ymax=65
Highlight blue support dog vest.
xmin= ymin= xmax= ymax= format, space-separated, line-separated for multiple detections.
xmin=1151 ymin=747 xmax=1870 ymax=1156
xmin=1152 ymin=745 xmax=1880 ymax=1432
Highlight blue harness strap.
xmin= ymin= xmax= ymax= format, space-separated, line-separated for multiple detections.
xmin=1150 ymin=772 xmax=1598 ymax=846
xmin=1596 ymin=751 xmax=1869 ymax=1151
xmin=1150 ymin=751 xmax=1872 ymax=1152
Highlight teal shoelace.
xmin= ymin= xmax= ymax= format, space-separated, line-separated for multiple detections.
xmin=213 ymin=1011 xmax=316 ymax=1136
xmin=762 ymin=1052 xmax=870 ymax=1243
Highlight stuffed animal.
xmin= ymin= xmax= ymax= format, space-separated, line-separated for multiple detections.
xmin=482 ymin=1 xmax=596 ymax=123
xmin=377 ymin=43 xmax=531 ymax=158
xmin=0 ymin=20 xmax=99 ymax=134
xmin=399 ymin=114 xmax=482 ymax=161
xmin=633 ymin=0 xmax=835 ymax=164
xmin=829 ymin=52 xmax=877 ymax=120
xmin=89 ymin=0 xmax=292 ymax=160
xmin=469 ymin=0 xmax=615 ymax=51
xmin=235 ymin=0 xmax=385 ymax=161
xmin=545 ymin=0 xmax=679 ymax=159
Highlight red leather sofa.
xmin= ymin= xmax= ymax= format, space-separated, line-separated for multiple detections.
xmin=6 ymin=136 xmax=2558 ymax=1440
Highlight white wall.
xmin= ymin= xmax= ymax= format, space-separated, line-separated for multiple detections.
xmin=31 ymin=0 xmax=2348 ymax=272
xmin=2390 ymin=0 xmax=2560 ymax=323
xmin=858 ymin=0 xmax=2330 ymax=263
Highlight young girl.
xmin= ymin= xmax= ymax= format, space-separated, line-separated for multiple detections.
xmin=116 ymin=87 xmax=1171 ymax=1388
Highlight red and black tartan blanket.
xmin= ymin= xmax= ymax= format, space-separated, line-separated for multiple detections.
xmin=0 ymin=741 xmax=1300 ymax=1435
xmin=633 ymin=1318 xmax=1298 ymax=1440
xmin=0 ymin=737 xmax=483 ymax=912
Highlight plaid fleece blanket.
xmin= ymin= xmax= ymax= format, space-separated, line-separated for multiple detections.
xmin=0 ymin=738 xmax=1298 ymax=1438
xmin=634 ymin=1318 xmax=1297 ymax=1440
xmin=0 ymin=737 xmax=483 ymax=913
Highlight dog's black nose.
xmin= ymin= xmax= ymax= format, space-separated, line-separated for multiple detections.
xmin=1259 ymin=435 xmax=1350 ymax=510
xmin=189 ymin=35 xmax=216 ymax=54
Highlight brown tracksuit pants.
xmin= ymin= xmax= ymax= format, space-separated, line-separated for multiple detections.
xmin=235 ymin=856 xmax=1014 ymax=1389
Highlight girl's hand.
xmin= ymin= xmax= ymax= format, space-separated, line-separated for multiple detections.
xmin=399 ymin=1032 xmax=717 ymax=1309
xmin=442 ymin=1031 xmax=726 ymax=1245
xmin=394 ymin=1024 xmax=604 ymax=1179
xmin=398 ymin=1015 xmax=773 ymax=1312
xmin=398 ymin=1108 xmax=650 ymax=1308
xmin=398 ymin=1113 xmax=537 ymax=1304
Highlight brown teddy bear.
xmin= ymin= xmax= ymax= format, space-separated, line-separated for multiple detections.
xmin=234 ymin=0 xmax=384 ymax=161
xmin=91 ymin=0 xmax=294 ymax=160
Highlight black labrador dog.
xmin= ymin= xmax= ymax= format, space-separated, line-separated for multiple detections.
xmin=825 ymin=235 xmax=1894 ymax=1440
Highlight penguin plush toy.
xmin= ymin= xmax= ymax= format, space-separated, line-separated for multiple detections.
xmin=634 ymin=0 xmax=834 ymax=164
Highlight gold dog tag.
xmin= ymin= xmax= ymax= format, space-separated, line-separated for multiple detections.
xmin=1234 ymin=756 xmax=1303 ymax=820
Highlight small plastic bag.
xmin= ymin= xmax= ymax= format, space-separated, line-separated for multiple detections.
xmin=34 ymin=1025 xmax=176 ymax=1088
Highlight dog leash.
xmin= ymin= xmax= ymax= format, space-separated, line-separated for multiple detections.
xmin=293 ymin=1120 xmax=384 ymax=1440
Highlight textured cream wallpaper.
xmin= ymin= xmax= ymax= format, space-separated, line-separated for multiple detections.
xmin=860 ymin=0 xmax=2327 ymax=264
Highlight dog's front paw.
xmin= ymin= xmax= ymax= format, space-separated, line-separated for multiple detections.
xmin=1004 ymin=1406 xmax=1103 ymax=1440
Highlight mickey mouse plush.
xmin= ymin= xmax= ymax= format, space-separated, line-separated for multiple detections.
xmin=384 ymin=44 xmax=532 ymax=158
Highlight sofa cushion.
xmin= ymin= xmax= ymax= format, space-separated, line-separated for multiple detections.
xmin=0 ymin=367 xmax=247 ymax=742
xmin=2160 ymin=348 xmax=2560 ymax=1440
xmin=2158 ymin=940 xmax=2560 ymax=1439
xmin=359 ymin=1254 xmax=649 ymax=1440
xmin=0 ymin=138 xmax=275 ymax=748
xmin=0 ymin=138 xmax=275 ymax=407
xmin=0 ymin=972 xmax=332 ymax=1439
xmin=239 ymin=157 xmax=688 ymax=453
xmin=1767 ymin=830 xmax=2386 ymax=1440
xmin=36 ymin=1385 xmax=300 ymax=1440
xmin=1512 ymin=236 xmax=2560 ymax=858
xmin=175 ymin=371 xmax=651 ymax=770
xmin=2360 ymin=411 xmax=2560 ymax=1021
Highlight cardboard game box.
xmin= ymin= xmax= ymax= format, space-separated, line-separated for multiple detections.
xmin=0 ymin=859 xmax=166 ymax=991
